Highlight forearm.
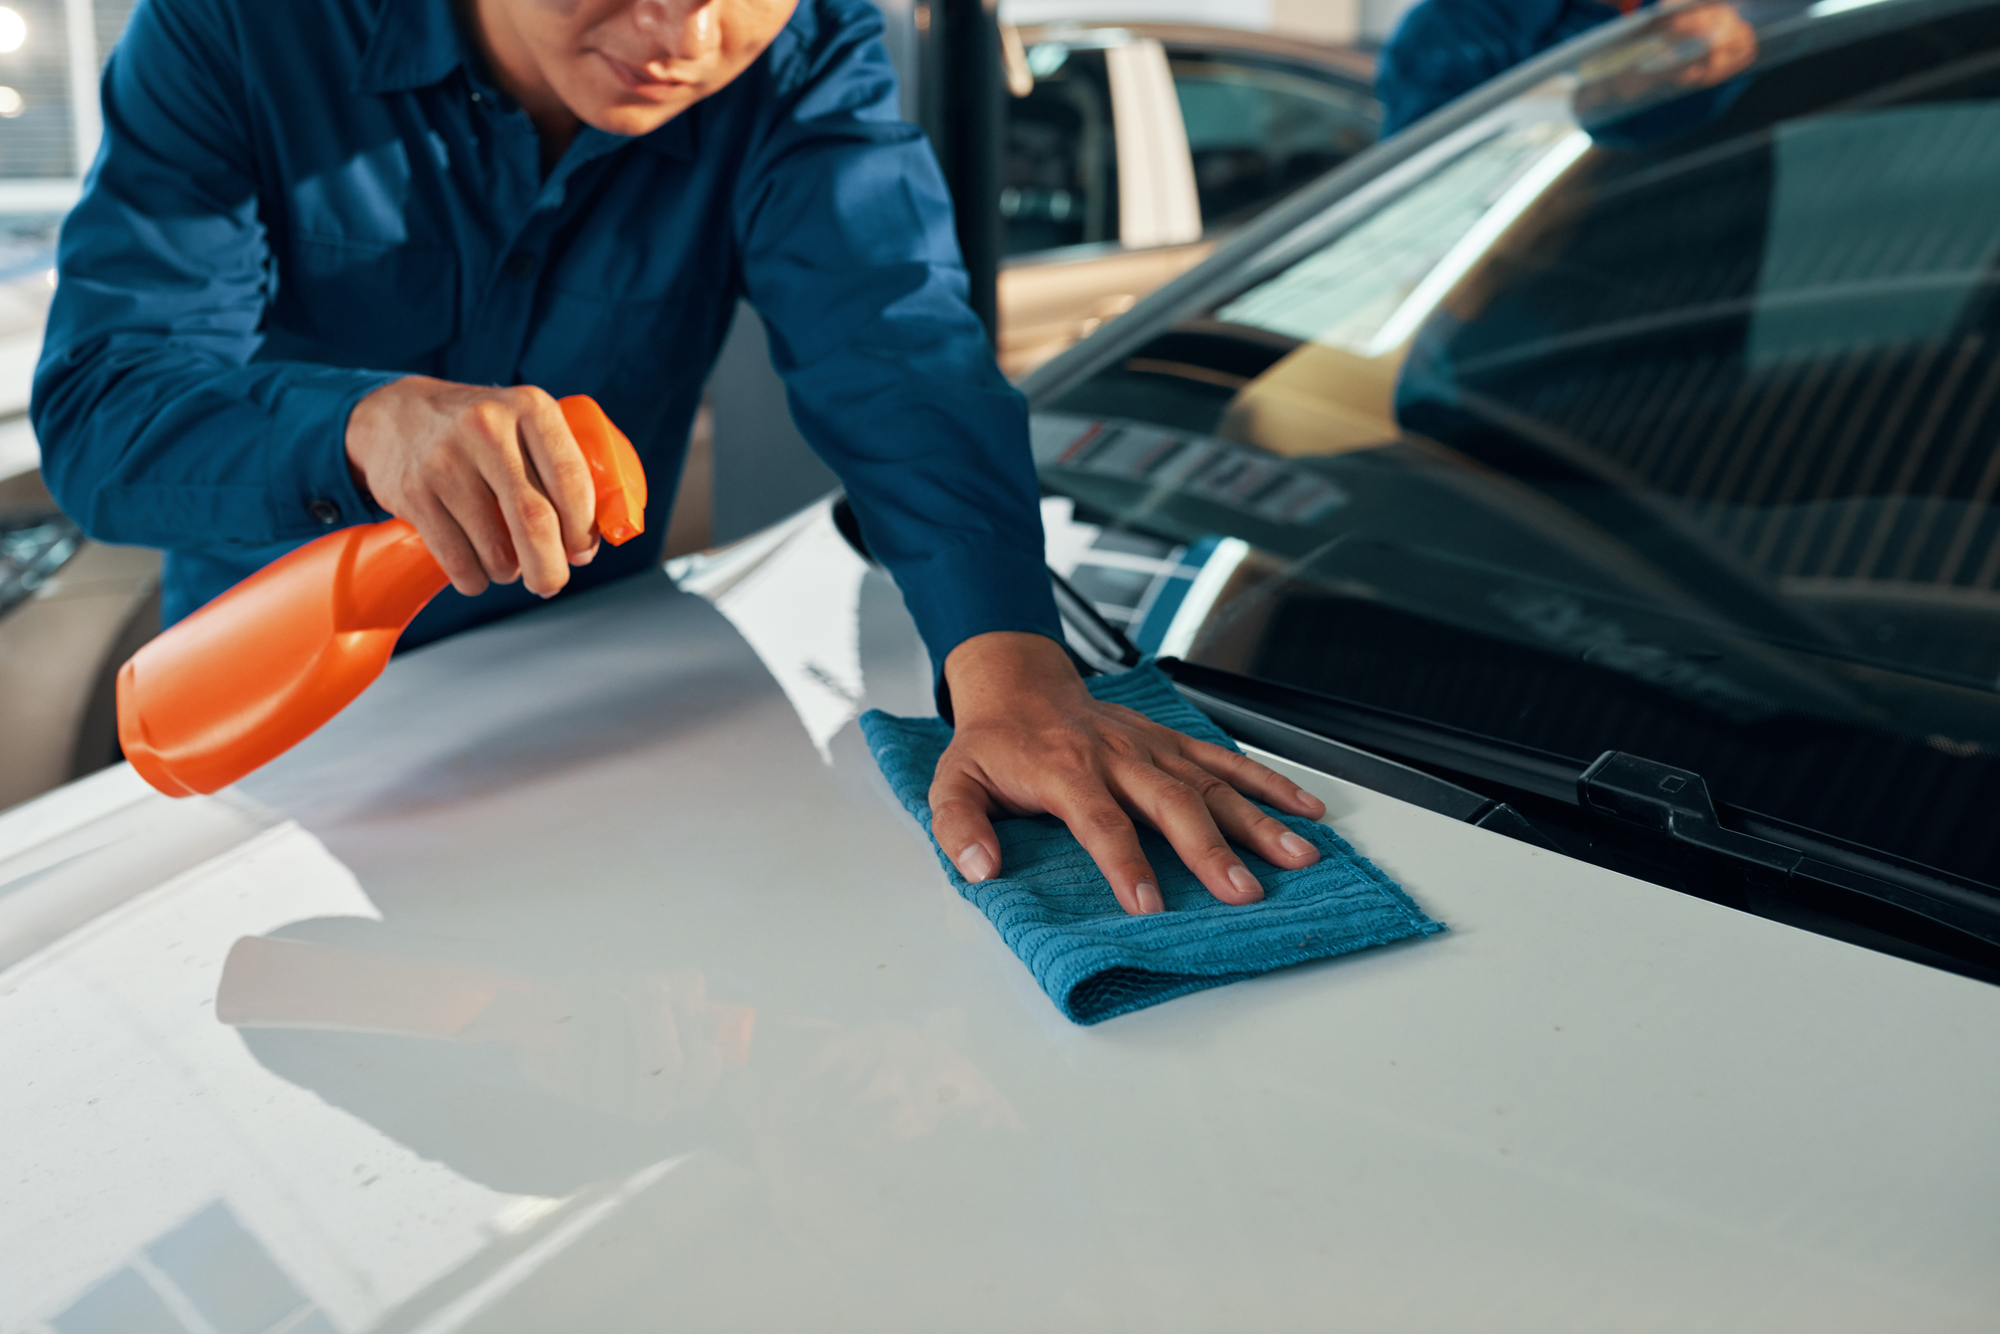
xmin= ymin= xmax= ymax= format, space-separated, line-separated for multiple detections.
xmin=737 ymin=41 xmax=1061 ymax=673
xmin=32 ymin=337 xmax=395 ymax=549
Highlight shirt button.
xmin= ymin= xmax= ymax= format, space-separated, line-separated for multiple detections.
xmin=308 ymin=498 xmax=340 ymax=526
xmin=505 ymin=252 xmax=537 ymax=280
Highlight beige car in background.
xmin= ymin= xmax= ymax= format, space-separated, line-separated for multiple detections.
xmin=997 ymin=22 xmax=1378 ymax=378
xmin=0 ymin=222 xmax=160 ymax=811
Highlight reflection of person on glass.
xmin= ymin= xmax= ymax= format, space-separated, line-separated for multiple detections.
xmin=1376 ymin=0 xmax=1757 ymax=135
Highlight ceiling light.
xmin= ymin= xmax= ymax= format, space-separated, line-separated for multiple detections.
xmin=0 ymin=87 xmax=23 ymax=118
xmin=0 ymin=8 xmax=25 ymax=55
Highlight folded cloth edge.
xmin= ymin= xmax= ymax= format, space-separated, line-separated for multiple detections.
xmin=860 ymin=664 xmax=1444 ymax=1023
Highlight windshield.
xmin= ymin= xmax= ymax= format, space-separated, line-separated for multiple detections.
xmin=1033 ymin=0 xmax=2000 ymax=887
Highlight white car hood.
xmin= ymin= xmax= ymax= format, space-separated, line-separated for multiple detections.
xmin=2 ymin=509 xmax=1997 ymax=1332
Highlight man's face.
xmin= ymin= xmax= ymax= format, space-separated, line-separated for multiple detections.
xmin=492 ymin=0 xmax=800 ymax=137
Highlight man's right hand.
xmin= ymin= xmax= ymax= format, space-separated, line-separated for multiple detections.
xmin=345 ymin=377 xmax=600 ymax=598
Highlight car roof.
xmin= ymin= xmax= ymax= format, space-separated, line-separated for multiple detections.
xmin=1016 ymin=20 xmax=1377 ymax=84
xmin=2 ymin=502 xmax=1996 ymax=1330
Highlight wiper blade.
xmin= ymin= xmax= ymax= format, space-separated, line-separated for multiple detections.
xmin=1161 ymin=658 xmax=2000 ymax=980
xmin=1163 ymin=658 xmax=1582 ymax=803
xmin=1582 ymin=751 xmax=2000 ymax=959
xmin=1177 ymin=680 xmax=1562 ymax=852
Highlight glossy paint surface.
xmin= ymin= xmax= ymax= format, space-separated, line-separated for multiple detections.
xmin=2 ymin=507 xmax=1998 ymax=1332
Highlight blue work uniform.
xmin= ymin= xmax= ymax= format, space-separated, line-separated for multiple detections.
xmin=1375 ymin=0 xmax=1648 ymax=135
xmin=32 ymin=0 xmax=1061 ymax=670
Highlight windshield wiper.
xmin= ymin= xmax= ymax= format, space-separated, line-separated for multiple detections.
xmin=1050 ymin=565 xmax=1143 ymax=674
xmin=1049 ymin=581 xmax=1565 ymax=846
xmin=1176 ymin=680 xmax=1562 ymax=852
xmin=1582 ymin=751 xmax=2000 ymax=967
xmin=1157 ymin=657 xmax=2000 ymax=982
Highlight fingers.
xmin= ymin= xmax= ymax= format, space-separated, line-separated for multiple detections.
xmin=930 ymin=674 xmax=1332 ymax=916
xmin=1175 ymin=734 xmax=1327 ymax=820
xmin=1667 ymin=7 xmax=1756 ymax=84
xmin=935 ymin=750 xmax=1165 ymax=915
xmin=519 ymin=391 xmax=600 ymax=567
xmin=430 ymin=454 xmax=522 ymax=593
xmin=405 ymin=492 xmax=492 ymax=598
xmin=928 ymin=770 xmax=1003 ymax=887
xmin=1047 ymin=786 xmax=1162 ymax=915
xmin=1109 ymin=762 xmax=1266 ymax=908
xmin=465 ymin=391 xmax=571 ymax=598
xmin=1157 ymin=752 xmax=1320 ymax=875
xmin=345 ymin=377 xmax=604 ymax=600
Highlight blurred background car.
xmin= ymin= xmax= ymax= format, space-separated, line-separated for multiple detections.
xmin=996 ymin=22 xmax=1378 ymax=378
xmin=1 ymin=0 xmax=164 ymax=809
xmin=0 ymin=213 xmax=160 ymax=812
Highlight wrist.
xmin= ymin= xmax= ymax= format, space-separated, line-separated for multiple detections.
xmin=942 ymin=631 xmax=1082 ymax=724
xmin=346 ymin=376 xmax=403 ymax=503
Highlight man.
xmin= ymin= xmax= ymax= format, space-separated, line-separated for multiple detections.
xmin=33 ymin=0 xmax=1328 ymax=914
xmin=1376 ymin=0 xmax=1755 ymax=135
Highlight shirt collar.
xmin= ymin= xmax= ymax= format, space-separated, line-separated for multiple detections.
xmin=354 ymin=0 xmax=469 ymax=95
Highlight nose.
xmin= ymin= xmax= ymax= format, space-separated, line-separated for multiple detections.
xmin=631 ymin=0 xmax=720 ymax=61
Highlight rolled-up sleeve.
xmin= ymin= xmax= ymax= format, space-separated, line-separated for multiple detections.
xmin=30 ymin=0 xmax=393 ymax=552
xmin=731 ymin=3 xmax=1062 ymax=676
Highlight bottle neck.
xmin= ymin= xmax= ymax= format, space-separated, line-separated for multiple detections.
xmin=338 ymin=519 xmax=451 ymax=632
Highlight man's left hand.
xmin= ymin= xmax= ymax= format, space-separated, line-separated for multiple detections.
xmin=929 ymin=632 xmax=1329 ymax=915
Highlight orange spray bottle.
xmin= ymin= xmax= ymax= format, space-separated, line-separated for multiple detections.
xmin=116 ymin=395 xmax=648 ymax=797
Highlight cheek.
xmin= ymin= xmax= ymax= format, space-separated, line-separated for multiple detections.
xmin=725 ymin=0 xmax=798 ymax=56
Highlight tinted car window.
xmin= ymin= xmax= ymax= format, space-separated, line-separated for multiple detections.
xmin=1036 ymin=0 xmax=2000 ymax=886
xmin=1169 ymin=53 xmax=1380 ymax=232
xmin=1003 ymin=47 xmax=1119 ymax=257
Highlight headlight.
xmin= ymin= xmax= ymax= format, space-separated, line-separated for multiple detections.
xmin=0 ymin=514 xmax=83 ymax=618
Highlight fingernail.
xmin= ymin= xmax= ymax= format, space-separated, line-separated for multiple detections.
xmin=959 ymin=844 xmax=995 ymax=882
xmin=1294 ymin=786 xmax=1325 ymax=813
xmin=1134 ymin=881 xmax=1163 ymax=914
xmin=1278 ymin=831 xmax=1316 ymax=862
xmin=1227 ymin=865 xmax=1263 ymax=902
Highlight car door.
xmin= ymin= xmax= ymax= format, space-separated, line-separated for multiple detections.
xmin=997 ymin=35 xmax=1208 ymax=380
xmin=1164 ymin=46 xmax=1382 ymax=232
xmin=997 ymin=34 xmax=1381 ymax=381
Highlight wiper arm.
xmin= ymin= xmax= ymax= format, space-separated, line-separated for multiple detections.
xmin=1160 ymin=659 xmax=2000 ymax=980
xmin=1049 ymin=565 xmax=1143 ymax=674
xmin=1582 ymin=751 xmax=2000 ymax=961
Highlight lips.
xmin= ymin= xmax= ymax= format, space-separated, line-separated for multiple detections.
xmin=595 ymin=50 xmax=692 ymax=98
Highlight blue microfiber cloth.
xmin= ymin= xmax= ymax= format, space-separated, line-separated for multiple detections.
xmin=860 ymin=664 xmax=1445 ymax=1024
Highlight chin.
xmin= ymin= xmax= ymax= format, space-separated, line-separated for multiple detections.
xmin=584 ymin=89 xmax=700 ymax=138
xmin=587 ymin=100 xmax=689 ymax=137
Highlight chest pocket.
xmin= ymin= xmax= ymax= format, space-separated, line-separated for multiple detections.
xmin=269 ymin=233 xmax=460 ymax=368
